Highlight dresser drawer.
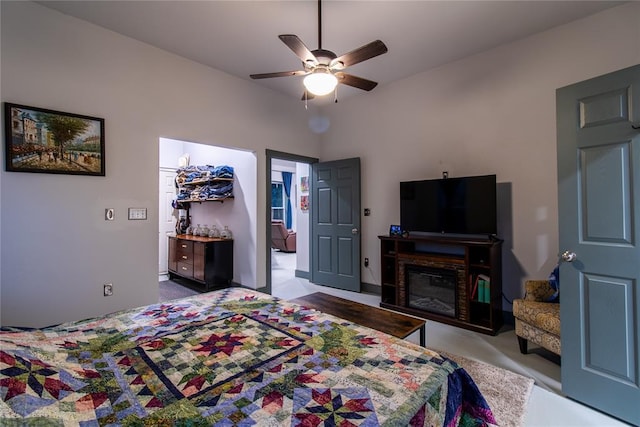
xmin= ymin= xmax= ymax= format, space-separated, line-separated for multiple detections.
xmin=176 ymin=261 xmax=193 ymax=278
xmin=176 ymin=241 xmax=194 ymax=264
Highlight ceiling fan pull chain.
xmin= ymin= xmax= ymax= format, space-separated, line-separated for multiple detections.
xmin=334 ymin=85 xmax=338 ymax=103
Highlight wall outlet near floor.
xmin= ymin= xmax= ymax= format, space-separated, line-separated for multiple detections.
xmin=103 ymin=283 xmax=113 ymax=296
xmin=364 ymin=258 xmax=369 ymax=267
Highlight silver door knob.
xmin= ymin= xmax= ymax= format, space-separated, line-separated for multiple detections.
xmin=352 ymin=228 xmax=359 ymax=235
xmin=561 ymin=251 xmax=577 ymax=262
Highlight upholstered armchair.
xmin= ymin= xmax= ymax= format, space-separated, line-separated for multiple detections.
xmin=271 ymin=220 xmax=297 ymax=253
xmin=513 ymin=280 xmax=561 ymax=356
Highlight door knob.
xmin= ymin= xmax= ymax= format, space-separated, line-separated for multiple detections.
xmin=561 ymin=250 xmax=577 ymax=262
xmin=352 ymin=228 xmax=359 ymax=235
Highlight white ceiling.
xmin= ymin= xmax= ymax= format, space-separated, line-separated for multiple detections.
xmin=39 ymin=0 xmax=623 ymax=102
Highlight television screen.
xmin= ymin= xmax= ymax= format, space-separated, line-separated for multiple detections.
xmin=400 ymin=175 xmax=497 ymax=236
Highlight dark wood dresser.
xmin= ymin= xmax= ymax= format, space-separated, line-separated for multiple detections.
xmin=168 ymin=234 xmax=233 ymax=289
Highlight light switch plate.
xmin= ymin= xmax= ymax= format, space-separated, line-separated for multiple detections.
xmin=128 ymin=208 xmax=147 ymax=220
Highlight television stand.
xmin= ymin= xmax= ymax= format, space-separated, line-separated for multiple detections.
xmin=379 ymin=234 xmax=503 ymax=335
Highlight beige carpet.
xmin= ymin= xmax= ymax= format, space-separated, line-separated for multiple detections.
xmin=439 ymin=351 xmax=535 ymax=427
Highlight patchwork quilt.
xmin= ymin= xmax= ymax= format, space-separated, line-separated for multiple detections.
xmin=0 ymin=288 xmax=496 ymax=426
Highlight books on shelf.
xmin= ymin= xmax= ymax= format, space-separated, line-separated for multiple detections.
xmin=471 ymin=274 xmax=491 ymax=303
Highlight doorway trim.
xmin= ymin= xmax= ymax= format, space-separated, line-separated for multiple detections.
xmin=264 ymin=149 xmax=318 ymax=295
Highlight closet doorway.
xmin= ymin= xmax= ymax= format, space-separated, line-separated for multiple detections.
xmin=158 ymin=137 xmax=257 ymax=288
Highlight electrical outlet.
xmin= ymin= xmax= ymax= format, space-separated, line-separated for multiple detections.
xmin=364 ymin=258 xmax=369 ymax=267
xmin=103 ymin=283 xmax=113 ymax=296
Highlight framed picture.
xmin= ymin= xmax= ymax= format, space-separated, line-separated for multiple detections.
xmin=300 ymin=176 xmax=309 ymax=193
xmin=4 ymin=103 xmax=105 ymax=176
xmin=300 ymin=195 xmax=309 ymax=211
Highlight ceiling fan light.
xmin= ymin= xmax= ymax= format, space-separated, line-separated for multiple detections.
xmin=303 ymin=71 xmax=338 ymax=96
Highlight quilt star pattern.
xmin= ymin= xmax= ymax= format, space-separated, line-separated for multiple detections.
xmin=0 ymin=288 xmax=495 ymax=426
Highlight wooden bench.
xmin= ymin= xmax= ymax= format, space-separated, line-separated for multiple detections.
xmin=289 ymin=292 xmax=426 ymax=346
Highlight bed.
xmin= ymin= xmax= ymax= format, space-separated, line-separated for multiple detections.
xmin=0 ymin=288 xmax=496 ymax=426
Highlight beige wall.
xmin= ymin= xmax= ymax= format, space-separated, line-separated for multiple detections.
xmin=322 ymin=2 xmax=640 ymax=308
xmin=0 ymin=1 xmax=321 ymax=327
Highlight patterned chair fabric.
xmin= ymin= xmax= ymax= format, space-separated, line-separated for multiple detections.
xmin=513 ymin=280 xmax=561 ymax=356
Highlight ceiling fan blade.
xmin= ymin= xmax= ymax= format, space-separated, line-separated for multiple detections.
xmin=335 ymin=72 xmax=378 ymax=91
xmin=331 ymin=40 xmax=388 ymax=69
xmin=250 ymin=70 xmax=307 ymax=79
xmin=279 ymin=34 xmax=317 ymax=65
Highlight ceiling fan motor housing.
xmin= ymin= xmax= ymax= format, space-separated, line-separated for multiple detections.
xmin=309 ymin=49 xmax=337 ymax=67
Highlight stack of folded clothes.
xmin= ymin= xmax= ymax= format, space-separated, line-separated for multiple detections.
xmin=174 ymin=165 xmax=234 ymax=201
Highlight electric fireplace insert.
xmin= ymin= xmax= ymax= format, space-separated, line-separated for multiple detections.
xmin=406 ymin=265 xmax=457 ymax=318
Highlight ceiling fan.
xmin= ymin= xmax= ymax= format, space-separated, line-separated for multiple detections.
xmin=250 ymin=0 xmax=388 ymax=100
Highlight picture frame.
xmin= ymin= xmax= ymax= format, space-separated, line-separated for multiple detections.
xmin=300 ymin=195 xmax=309 ymax=211
xmin=300 ymin=176 xmax=309 ymax=193
xmin=389 ymin=224 xmax=402 ymax=236
xmin=4 ymin=103 xmax=105 ymax=176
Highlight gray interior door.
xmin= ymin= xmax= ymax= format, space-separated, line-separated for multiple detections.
xmin=556 ymin=64 xmax=640 ymax=426
xmin=311 ymin=158 xmax=361 ymax=291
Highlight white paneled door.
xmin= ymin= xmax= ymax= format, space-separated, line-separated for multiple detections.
xmin=159 ymin=168 xmax=177 ymax=276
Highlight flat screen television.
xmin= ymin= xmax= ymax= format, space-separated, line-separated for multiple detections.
xmin=400 ymin=174 xmax=497 ymax=236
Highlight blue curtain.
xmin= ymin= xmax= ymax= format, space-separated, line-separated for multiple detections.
xmin=282 ymin=172 xmax=293 ymax=229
